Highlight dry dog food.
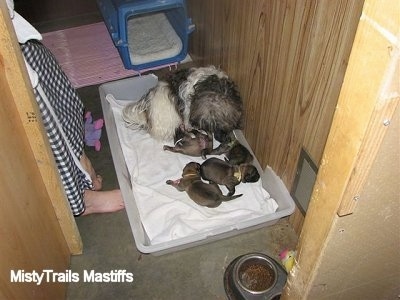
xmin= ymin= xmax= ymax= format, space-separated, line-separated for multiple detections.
xmin=240 ymin=263 xmax=275 ymax=292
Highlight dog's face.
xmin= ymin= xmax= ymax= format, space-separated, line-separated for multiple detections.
xmin=240 ymin=164 xmax=260 ymax=183
xmin=182 ymin=162 xmax=201 ymax=177
xmin=213 ymin=130 xmax=233 ymax=144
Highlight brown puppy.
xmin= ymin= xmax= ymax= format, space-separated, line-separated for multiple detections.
xmin=163 ymin=128 xmax=213 ymax=158
xmin=200 ymin=157 xmax=260 ymax=196
xmin=166 ymin=162 xmax=242 ymax=208
xmin=205 ymin=132 xmax=254 ymax=165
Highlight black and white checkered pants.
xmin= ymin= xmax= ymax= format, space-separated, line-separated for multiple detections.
xmin=21 ymin=40 xmax=93 ymax=216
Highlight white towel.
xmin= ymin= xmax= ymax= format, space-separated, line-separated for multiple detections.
xmin=107 ymin=95 xmax=278 ymax=244
xmin=6 ymin=0 xmax=42 ymax=44
xmin=11 ymin=11 xmax=42 ymax=43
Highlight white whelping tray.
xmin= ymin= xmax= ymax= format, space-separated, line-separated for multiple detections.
xmin=99 ymin=75 xmax=296 ymax=255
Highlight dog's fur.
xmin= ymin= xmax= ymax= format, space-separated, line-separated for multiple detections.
xmin=166 ymin=162 xmax=242 ymax=208
xmin=188 ymin=74 xmax=243 ymax=143
xmin=163 ymin=127 xmax=213 ymax=158
xmin=122 ymin=66 xmax=243 ymax=142
xmin=205 ymin=132 xmax=254 ymax=165
xmin=122 ymin=81 xmax=182 ymax=141
xmin=200 ymin=158 xmax=260 ymax=196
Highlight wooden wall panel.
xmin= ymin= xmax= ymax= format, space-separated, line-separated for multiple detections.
xmin=283 ymin=0 xmax=399 ymax=295
xmin=14 ymin=0 xmax=98 ymax=25
xmin=0 ymin=2 xmax=71 ymax=298
xmin=187 ymin=0 xmax=364 ymax=191
xmin=2 ymin=1 xmax=82 ymax=255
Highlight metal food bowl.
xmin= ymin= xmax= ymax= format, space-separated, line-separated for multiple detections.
xmin=224 ymin=253 xmax=287 ymax=300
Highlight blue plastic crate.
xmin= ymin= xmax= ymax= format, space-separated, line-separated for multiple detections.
xmin=97 ymin=0 xmax=194 ymax=71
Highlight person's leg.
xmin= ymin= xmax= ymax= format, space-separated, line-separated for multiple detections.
xmin=80 ymin=152 xmax=102 ymax=190
xmin=79 ymin=152 xmax=124 ymax=215
xmin=21 ymin=40 xmax=124 ymax=216
xmin=82 ymin=189 xmax=124 ymax=215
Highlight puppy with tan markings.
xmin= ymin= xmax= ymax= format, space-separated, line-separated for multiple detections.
xmin=163 ymin=128 xmax=213 ymax=158
xmin=205 ymin=132 xmax=254 ymax=165
xmin=200 ymin=157 xmax=260 ymax=196
xmin=166 ymin=162 xmax=242 ymax=208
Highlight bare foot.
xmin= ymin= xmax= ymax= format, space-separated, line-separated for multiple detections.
xmin=82 ymin=189 xmax=125 ymax=216
xmin=92 ymin=174 xmax=103 ymax=191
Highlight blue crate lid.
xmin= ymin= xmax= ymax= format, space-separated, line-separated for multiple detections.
xmin=111 ymin=0 xmax=186 ymax=11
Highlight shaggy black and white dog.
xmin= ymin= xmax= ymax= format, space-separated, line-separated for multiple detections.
xmin=122 ymin=66 xmax=243 ymax=142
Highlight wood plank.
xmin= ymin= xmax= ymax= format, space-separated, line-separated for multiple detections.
xmin=282 ymin=0 xmax=399 ymax=297
xmin=288 ymin=206 xmax=305 ymax=235
xmin=0 ymin=3 xmax=72 ymax=298
xmin=337 ymin=7 xmax=400 ymax=215
xmin=0 ymin=1 xmax=82 ymax=255
xmin=187 ymin=0 xmax=363 ymax=191
xmin=338 ymin=99 xmax=399 ymax=216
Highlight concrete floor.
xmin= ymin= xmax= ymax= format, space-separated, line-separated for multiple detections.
xmin=65 ymin=84 xmax=298 ymax=300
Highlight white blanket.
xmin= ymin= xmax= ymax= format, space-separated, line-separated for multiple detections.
xmin=107 ymin=95 xmax=278 ymax=244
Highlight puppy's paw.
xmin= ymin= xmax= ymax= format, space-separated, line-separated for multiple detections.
xmin=201 ymin=150 xmax=208 ymax=160
xmin=166 ymin=179 xmax=180 ymax=186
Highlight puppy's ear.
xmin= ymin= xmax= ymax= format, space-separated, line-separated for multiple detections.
xmin=195 ymin=163 xmax=201 ymax=171
xmin=246 ymin=166 xmax=260 ymax=182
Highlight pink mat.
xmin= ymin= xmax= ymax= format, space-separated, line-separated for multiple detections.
xmin=42 ymin=22 xmax=138 ymax=88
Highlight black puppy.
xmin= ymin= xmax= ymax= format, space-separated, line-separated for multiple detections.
xmin=205 ymin=132 xmax=254 ymax=165
xmin=200 ymin=158 xmax=260 ymax=196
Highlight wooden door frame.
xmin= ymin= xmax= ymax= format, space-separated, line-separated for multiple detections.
xmin=282 ymin=0 xmax=399 ymax=297
xmin=0 ymin=1 xmax=82 ymax=255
